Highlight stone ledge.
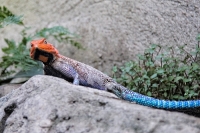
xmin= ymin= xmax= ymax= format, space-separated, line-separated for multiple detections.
xmin=0 ymin=75 xmax=200 ymax=133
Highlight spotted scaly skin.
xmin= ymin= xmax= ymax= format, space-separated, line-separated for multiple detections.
xmin=30 ymin=38 xmax=200 ymax=109
xmin=30 ymin=38 xmax=115 ymax=90
xmin=106 ymin=83 xmax=200 ymax=109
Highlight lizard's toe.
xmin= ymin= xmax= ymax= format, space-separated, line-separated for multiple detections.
xmin=105 ymin=82 xmax=115 ymax=92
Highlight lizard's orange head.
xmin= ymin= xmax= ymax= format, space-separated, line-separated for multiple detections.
xmin=30 ymin=38 xmax=59 ymax=63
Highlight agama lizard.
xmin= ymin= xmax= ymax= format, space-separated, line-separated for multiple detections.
xmin=30 ymin=38 xmax=200 ymax=110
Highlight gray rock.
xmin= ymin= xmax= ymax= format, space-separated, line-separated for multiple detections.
xmin=0 ymin=75 xmax=200 ymax=133
xmin=1 ymin=0 xmax=200 ymax=75
xmin=0 ymin=84 xmax=21 ymax=97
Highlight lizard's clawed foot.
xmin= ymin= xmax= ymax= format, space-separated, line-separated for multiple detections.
xmin=105 ymin=82 xmax=114 ymax=92
xmin=105 ymin=82 xmax=123 ymax=98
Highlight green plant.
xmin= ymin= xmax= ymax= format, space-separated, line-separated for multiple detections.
xmin=34 ymin=26 xmax=83 ymax=49
xmin=0 ymin=6 xmax=23 ymax=28
xmin=0 ymin=26 xmax=81 ymax=83
xmin=113 ymin=35 xmax=200 ymax=100
xmin=0 ymin=38 xmax=38 ymax=74
xmin=0 ymin=6 xmax=82 ymax=84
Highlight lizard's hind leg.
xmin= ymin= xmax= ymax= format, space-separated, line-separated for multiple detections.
xmin=105 ymin=82 xmax=124 ymax=99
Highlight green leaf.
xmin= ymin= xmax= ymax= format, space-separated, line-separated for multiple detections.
xmin=174 ymin=76 xmax=183 ymax=82
xmin=1 ymin=15 xmax=23 ymax=27
xmin=138 ymin=54 xmax=146 ymax=60
xmin=168 ymin=76 xmax=175 ymax=81
xmin=157 ymin=69 xmax=164 ymax=74
xmin=172 ymin=95 xmax=179 ymax=99
xmin=33 ymin=26 xmax=83 ymax=49
xmin=152 ymin=84 xmax=158 ymax=88
xmin=192 ymin=63 xmax=199 ymax=71
xmin=142 ymin=75 xmax=149 ymax=79
xmin=150 ymin=44 xmax=158 ymax=49
xmin=197 ymin=34 xmax=200 ymax=41
xmin=147 ymin=91 xmax=152 ymax=96
xmin=183 ymin=86 xmax=190 ymax=92
xmin=34 ymin=26 xmax=72 ymax=37
xmin=192 ymin=85 xmax=199 ymax=89
xmin=0 ymin=6 xmax=23 ymax=28
xmin=150 ymin=73 xmax=157 ymax=79
xmin=112 ymin=66 xmax=118 ymax=73
xmin=163 ymin=92 xmax=167 ymax=97
xmin=183 ymin=78 xmax=192 ymax=83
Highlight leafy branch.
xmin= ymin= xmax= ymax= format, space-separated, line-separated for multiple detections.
xmin=33 ymin=26 xmax=83 ymax=49
xmin=0 ymin=6 xmax=23 ymax=28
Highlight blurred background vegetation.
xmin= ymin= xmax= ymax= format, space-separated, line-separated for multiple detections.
xmin=113 ymin=35 xmax=200 ymax=100
xmin=0 ymin=6 xmax=81 ymax=84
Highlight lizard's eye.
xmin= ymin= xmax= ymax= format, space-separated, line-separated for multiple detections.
xmin=44 ymin=40 xmax=47 ymax=44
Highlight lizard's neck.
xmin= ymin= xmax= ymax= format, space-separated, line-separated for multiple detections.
xmin=57 ymin=54 xmax=71 ymax=60
xmin=55 ymin=54 xmax=78 ymax=65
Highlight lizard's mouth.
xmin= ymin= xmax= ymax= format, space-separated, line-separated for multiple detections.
xmin=30 ymin=47 xmax=55 ymax=64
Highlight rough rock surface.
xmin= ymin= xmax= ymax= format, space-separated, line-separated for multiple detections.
xmin=0 ymin=84 xmax=21 ymax=97
xmin=0 ymin=75 xmax=200 ymax=133
xmin=1 ymin=0 xmax=200 ymax=75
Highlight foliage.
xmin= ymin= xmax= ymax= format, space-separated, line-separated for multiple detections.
xmin=113 ymin=35 xmax=200 ymax=100
xmin=0 ymin=38 xmax=38 ymax=73
xmin=34 ymin=26 xmax=83 ymax=49
xmin=0 ymin=6 xmax=23 ymax=28
xmin=0 ymin=6 xmax=82 ymax=84
xmin=0 ymin=26 xmax=81 ymax=80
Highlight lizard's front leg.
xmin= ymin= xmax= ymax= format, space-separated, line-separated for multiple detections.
xmin=44 ymin=65 xmax=74 ymax=83
xmin=50 ymin=59 xmax=80 ymax=85
xmin=73 ymin=73 xmax=80 ymax=85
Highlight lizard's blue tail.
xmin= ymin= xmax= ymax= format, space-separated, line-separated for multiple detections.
xmin=123 ymin=89 xmax=200 ymax=109
xmin=108 ymin=83 xmax=200 ymax=109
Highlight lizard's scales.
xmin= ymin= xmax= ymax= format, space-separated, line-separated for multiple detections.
xmin=121 ymin=88 xmax=200 ymax=109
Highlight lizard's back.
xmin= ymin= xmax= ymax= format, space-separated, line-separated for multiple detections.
xmin=51 ymin=54 xmax=115 ymax=90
